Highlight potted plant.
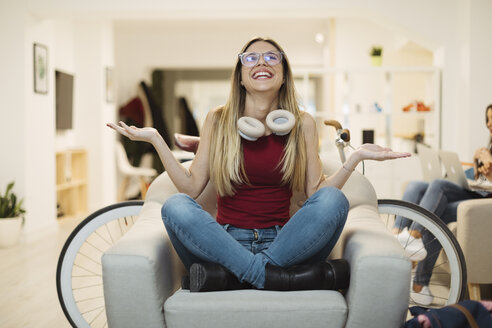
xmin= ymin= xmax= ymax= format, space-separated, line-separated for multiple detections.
xmin=0 ymin=182 xmax=26 ymax=248
xmin=370 ymin=46 xmax=383 ymax=66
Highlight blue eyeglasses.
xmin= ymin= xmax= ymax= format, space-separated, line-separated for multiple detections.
xmin=238 ymin=51 xmax=284 ymax=67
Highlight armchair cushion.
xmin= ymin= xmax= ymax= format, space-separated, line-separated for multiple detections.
xmin=165 ymin=289 xmax=347 ymax=328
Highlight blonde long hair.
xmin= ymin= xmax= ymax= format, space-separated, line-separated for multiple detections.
xmin=209 ymin=37 xmax=307 ymax=197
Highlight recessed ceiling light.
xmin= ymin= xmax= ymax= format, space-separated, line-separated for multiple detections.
xmin=315 ymin=33 xmax=325 ymax=44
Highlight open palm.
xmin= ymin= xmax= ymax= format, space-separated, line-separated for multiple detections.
xmin=106 ymin=121 xmax=158 ymax=143
xmin=357 ymin=143 xmax=411 ymax=161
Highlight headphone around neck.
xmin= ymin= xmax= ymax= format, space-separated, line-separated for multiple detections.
xmin=237 ymin=109 xmax=295 ymax=141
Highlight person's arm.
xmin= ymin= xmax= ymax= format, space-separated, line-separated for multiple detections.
xmin=107 ymin=109 xmax=216 ymax=199
xmin=475 ymin=147 xmax=492 ymax=181
xmin=303 ymin=113 xmax=410 ymax=197
xmin=473 ymin=147 xmax=486 ymax=180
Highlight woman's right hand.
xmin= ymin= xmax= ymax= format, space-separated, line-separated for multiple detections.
xmin=106 ymin=121 xmax=160 ymax=144
xmin=477 ymin=151 xmax=492 ymax=177
xmin=474 ymin=147 xmax=492 ymax=180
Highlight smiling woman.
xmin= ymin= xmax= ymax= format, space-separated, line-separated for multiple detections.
xmin=107 ymin=36 xmax=410 ymax=294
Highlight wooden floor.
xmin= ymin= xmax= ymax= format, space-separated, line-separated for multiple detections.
xmin=0 ymin=216 xmax=84 ymax=328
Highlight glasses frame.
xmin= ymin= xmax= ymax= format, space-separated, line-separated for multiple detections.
xmin=238 ymin=51 xmax=284 ymax=67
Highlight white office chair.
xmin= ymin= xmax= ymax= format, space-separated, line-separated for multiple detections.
xmin=116 ymin=141 xmax=157 ymax=201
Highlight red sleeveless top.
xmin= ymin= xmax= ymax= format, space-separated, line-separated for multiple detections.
xmin=216 ymin=134 xmax=292 ymax=229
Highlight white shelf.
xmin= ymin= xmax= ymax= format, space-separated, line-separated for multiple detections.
xmin=294 ymin=65 xmax=441 ymax=150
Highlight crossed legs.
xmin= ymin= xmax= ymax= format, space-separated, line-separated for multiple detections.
xmin=162 ymin=186 xmax=349 ymax=289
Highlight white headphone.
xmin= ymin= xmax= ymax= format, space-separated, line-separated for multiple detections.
xmin=237 ymin=109 xmax=295 ymax=141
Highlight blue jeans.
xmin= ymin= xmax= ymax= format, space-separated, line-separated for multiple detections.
xmin=222 ymin=224 xmax=281 ymax=255
xmin=393 ymin=179 xmax=485 ymax=285
xmin=162 ymin=186 xmax=349 ymax=289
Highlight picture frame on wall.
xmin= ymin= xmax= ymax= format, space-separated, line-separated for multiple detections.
xmin=33 ymin=43 xmax=48 ymax=94
xmin=105 ymin=67 xmax=114 ymax=103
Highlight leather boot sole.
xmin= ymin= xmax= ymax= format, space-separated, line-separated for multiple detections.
xmin=190 ymin=263 xmax=252 ymax=292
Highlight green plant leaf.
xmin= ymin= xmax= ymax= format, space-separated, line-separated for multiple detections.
xmin=4 ymin=182 xmax=14 ymax=199
xmin=0 ymin=198 xmax=7 ymax=217
xmin=370 ymin=46 xmax=383 ymax=56
xmin=0 ymin=181 xmax=25 ymax=218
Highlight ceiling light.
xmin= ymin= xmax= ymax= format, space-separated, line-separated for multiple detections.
xmin=315 ymin=33 xmax=325 ymax=44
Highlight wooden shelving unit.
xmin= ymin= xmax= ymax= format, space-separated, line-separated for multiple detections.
xmin=56 ymin=149 xmax=88 ymax=219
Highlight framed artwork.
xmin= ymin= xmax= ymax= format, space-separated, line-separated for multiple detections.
xmin=105 ymin=67 xmax=114 ymax=103
xmin=33 ymin=43 xmax=48 ymax=94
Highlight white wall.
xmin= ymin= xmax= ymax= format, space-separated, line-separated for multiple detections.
xmin=0 ymin=2 xmax=116 ymax=234
xmin=0 ymin=1 xmax=28 ymax=219
xmin=73 ymin=21 xmax=117 ymax=212
xmin=24 ymin=16 xmax=57 ymax=232
xmin=99 ymin=23 xmax=118 ymax=209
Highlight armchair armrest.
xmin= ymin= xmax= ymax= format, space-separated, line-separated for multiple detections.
xmin=340 ymin=204 xmax=411 ymax=328
xmin=457 ymin=198 xmax=492 ymax=283
xmin=319 ymin=156 xmax=411 ymax=327
xmin=102 ymin=201 xmax=181 ymax=328
xmin=102 ymin=162 xmax=208 ymax=328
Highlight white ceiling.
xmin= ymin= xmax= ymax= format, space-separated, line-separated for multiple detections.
xmin=27 ymin=0 xmax=440 ymax=52
xmin=27 ymin=0 xmax=368 ymax=20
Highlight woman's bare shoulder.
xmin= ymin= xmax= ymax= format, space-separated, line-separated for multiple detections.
xmin=202 ymin=105 xmax=224 ymax=126
xmin=300 ymin=111 xmax=316 ymax=132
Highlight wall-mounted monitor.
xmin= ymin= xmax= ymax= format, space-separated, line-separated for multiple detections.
xmin=55 ymin=70 xmax=74 ymax=130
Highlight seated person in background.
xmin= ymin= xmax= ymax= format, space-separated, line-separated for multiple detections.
xmin=393 ymin=104 xmax=492 ymax=305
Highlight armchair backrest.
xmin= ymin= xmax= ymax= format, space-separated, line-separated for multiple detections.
xmin=144 ymin=156 xmax=378 ymax=216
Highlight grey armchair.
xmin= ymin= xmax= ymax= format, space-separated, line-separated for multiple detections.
xmin=102 ymin=158 xmax=411 ymax=328
xmin=455 ymin=198 xmax=492 ymax=300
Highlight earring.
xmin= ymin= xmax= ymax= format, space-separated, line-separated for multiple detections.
xmin=238 ymin=110 xmax=295 ymax=141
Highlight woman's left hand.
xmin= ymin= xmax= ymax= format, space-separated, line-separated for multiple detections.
xmin=355 ymin=144 xmax=411 ymax=161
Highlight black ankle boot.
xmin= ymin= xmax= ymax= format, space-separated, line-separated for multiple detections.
xmin=189 ymin=263 xmax=252 ymax=292
xmin=263 ymin=259 xmax=350 ymax=291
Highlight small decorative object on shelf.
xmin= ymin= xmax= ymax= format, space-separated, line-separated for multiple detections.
xmin=402 ymin=101 xmax=431 ymax=112
xmin=370 ymin=46 xmax=383 ymax=66
xmin=0 ymin=182 xmax=26 ymax=248
xmin=57 ymin=203 xmax=65 ymax=218
xmin=373 ymin=102 xmax=383 ymax=112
